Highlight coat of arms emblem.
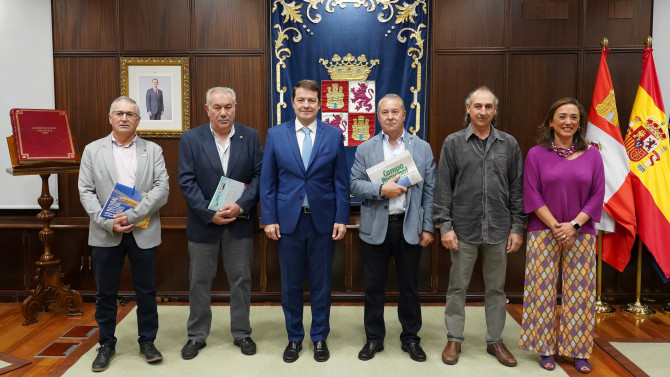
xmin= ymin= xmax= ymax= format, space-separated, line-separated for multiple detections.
xmin=319 ymin=53 xmax=379 ymax=146
xmin=625 ymin=115 xmax=669 ymax=172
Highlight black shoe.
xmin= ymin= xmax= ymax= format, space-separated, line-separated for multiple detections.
xmin=358 ymin=342 xmax=384 ymax=361
xmin=139 ymin=342 xmax=163 ymax=363
xmin=402 ymin=342 xmax=427 ymax=362
xmin=181 ymin=340 xmax=206 ymax=360
xmin=313 ymin=340 xmax=330 ymax=362
xmin=234 ymin=337 xmax=257 ymax=355
xmin=283 ymin=341 xmax=302 ymax=363
xmin=92 ymin=346 xmax=115 ymax=372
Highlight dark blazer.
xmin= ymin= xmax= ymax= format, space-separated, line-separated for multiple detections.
xmin=260 ymin=120 xmax=350 ymax=235
xmin=178 ymin=122 xmax=263 ymax=243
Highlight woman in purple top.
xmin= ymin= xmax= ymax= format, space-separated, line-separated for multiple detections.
xmin=519 ymin=98 xmax=605 ymax=374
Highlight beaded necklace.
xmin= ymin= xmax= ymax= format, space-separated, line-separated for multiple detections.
xmin=551 ymin=141 xmax=576 ymax=158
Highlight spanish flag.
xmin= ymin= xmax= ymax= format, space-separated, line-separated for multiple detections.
xmin=586 ymin=47 xmax=636 ymax=272
xmin=624 ymin=45 xmax=670 ymax=279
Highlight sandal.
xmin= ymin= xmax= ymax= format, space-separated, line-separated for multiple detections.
xmin=539 ymin=355 xmax=556 ymax=371
xmin=575 ymin=358 xmax=591 ymax=374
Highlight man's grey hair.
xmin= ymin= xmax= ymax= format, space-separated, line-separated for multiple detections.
xmin=109 ymin=96 xmax=140 ymax=115
xmin=206 ymin=87 xmax=237 ymax=106
xmin=465 ymin=86 xmax=499 ymax=106
xmin=377 ymin=93 xmax=405 ymax=110
xmin=463 ymin=86 xmax=498 ymax=127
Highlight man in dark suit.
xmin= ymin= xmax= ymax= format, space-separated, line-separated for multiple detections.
xmin=350 ymin=94 xmax=435 ymax=362
xmin=178 ymin=87 xmax=262 ymax=360
xmin=260 ymin=79 xmax=350 ymax=363
xmin=78 ymin=96 xmax=169 ymax=371
xmin=146 ymin=78 xmax=164 ymax=120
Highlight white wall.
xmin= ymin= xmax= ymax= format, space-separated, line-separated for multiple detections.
xmin=653 ymin=1 xmax=670 ymax=118
xmin=0 ymin=0 xmax=58 ymax=209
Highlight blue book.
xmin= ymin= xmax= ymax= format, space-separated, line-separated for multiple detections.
xmin=100 ymin=183 xmax=150 ymax=228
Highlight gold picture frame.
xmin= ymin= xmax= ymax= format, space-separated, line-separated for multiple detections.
xmin=120 ymin=57 xmax=190 ymax=137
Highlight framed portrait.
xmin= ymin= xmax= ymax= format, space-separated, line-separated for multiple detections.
xmin=120 ymin=57 xmax=190 ymax=137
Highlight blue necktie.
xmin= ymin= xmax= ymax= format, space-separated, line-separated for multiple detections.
xmin=301 ymin=127 xmax=312 ymax=207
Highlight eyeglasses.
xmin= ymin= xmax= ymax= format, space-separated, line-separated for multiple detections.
xmin=112 ymin=111 xmax=139 ymax=119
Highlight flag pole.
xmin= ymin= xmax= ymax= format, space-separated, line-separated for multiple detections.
xmin=595 ymin=230 xmax=615 ymax=313
xmin=623 ymin=237 xmax=655 ymax=315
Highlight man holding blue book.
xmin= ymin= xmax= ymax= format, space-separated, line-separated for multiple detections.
xmin=178 ymin=87 xmax=263 ymax=360
xmin=78 ymin=96 xmax=170 ymax=372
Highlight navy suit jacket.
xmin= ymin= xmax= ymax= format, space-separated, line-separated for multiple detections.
xmin=260 ymin=120 xmax=350 ymax=235
xmin=178 ymin=122 xmax=263 ymax=243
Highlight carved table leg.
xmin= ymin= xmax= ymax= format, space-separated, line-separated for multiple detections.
xmin=21 ymin=174 xmax=83 ymax=325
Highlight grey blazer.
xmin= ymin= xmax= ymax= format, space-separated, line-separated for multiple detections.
xmin=350 ymin=132 xmax=435 ymax=245
xmin=78 ymin=134 xmax=169 ymax=249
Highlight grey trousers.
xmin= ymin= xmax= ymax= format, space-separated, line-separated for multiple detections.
xmin=186 ymin=228 xmax=253 ymax=341
xmin=444 ymin=239 xmax=507 ymax=344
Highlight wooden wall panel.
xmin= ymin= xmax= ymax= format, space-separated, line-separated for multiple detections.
xmin=429 ymin=54 xmax=506 ymax=160
xmin=54 ymin=56 xmax=120 ymax=217
xmin=193 ymin=0 xmax=266 ymax=51
xmin=510 ymin=0 xmax=580 ymax=48
xmin=0 ymin=230 xmax=30 ymax=291
xmin=508 ymin=53 xmax=579 ymax=155
xmin=433 ymin=0 xmax=505 ymax=48
xmin=192 ymin=56 xmax=268 ymax=136
xmin=585 ymin=0 xmax=652 ymax=48
xmin=2 ymin=0 xmax=663 ymax=303
xmin=120 ymin=0 xmax=190 ymax=51
xmin=52 ymin=0 xmax=117 ymax=51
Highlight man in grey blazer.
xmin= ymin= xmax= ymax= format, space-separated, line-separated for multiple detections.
xmin=178 ymin=87 xmax=262 ymax=359
xmin=78 ymin=96 xmax=169 ymax=372
xmin=350 ymin=94 xmax=435 ymax=362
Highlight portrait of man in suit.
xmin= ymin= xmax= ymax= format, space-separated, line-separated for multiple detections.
xmin=260 ymin=79 xmax=350 ymax=363
xmin=78 ymin=96 xmax=170 ymax=372
xmin=350 ymin=93 xmax=435 ymax=362
xmin=146 ymin=78 xmax=164 ymax=120
xmin=178 ymin=87 xmax=263 ymax=360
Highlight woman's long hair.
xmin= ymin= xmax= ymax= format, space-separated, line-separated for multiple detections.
xmin=537 ymin=97 xmax=589 ymax=151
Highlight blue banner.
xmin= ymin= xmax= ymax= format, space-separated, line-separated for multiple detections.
xmin=269 ymin=1 xmax=431 ymax=203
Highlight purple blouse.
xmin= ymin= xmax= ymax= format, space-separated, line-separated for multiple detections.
xmin=524 ymin=145 xmax=605 ymax=235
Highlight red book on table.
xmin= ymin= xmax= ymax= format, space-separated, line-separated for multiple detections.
xmin=9 ymin=108 xmax=78 ymax=164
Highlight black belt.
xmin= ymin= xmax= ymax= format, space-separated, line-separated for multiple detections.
xmin=389 ymin=213 xmax=405 ymax=221
xmin=301 ymin=206 xmax=311 ymax=214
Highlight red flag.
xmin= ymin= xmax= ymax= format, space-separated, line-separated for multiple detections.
xmin=625 ymin=45 xmax=670 ymax=279
xmin=586 ymin=47 xmax=637 ymax=271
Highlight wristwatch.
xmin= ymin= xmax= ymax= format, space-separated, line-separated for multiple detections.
xmin=571 ymin=220 xmax=581 ymax=231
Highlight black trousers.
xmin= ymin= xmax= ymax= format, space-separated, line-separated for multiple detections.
xmin=92 ymin=233 xmax=158 ymax=347
xmin=361 ymin=218 xmax=422 ymax=344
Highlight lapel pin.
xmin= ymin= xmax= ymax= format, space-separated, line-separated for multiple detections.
xmin=141 ymin=154 xmax=147 ymax=157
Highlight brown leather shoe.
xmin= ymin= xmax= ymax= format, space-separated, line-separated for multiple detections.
xmin=486 ymin=342 xmax=517 ymax=367
xmin=441 ymin=341 xmax=461 ymax=365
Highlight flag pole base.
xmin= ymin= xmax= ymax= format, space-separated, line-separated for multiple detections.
xmin=595 ymin=297 xmax=616 ymax=314
xmin=622 ymin=299 xmax=655 ymax=315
